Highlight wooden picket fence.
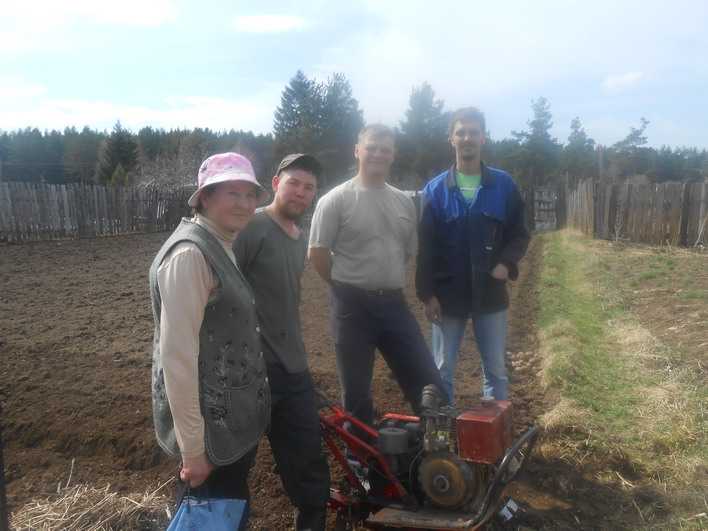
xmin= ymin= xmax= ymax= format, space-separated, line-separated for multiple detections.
xmin=0 ymin=182 xmax=192 ymax=243
xmin=566 ymin=180 xmax=708 ymax=246
xmin=4 ymin=179 xmax=706 ymax=247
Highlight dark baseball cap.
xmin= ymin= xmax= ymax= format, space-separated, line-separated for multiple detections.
xmin=276 ymin=153 xmax=322 ymax=178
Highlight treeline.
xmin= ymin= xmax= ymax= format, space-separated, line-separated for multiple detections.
xmin=0 ymin=124 xmax=273 ymax=188
xmin=1 ymin=72 xmax=706 ymax=190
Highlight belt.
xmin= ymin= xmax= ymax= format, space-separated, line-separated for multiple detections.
xmin=332 ymin=281 xmax=403 ymax=297
xmin=363 ymin=287 xmax=403 ymax=296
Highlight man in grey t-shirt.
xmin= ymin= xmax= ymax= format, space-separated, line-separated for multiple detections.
xmin=309 ymin=124 xmax=444 ymax=433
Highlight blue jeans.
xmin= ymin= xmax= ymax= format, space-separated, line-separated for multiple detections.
xmin=431 ymin=310 xmax=508 ymax=402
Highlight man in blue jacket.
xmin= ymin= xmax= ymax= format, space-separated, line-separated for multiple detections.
xmin=416 ymin=107 xmax=530 ymax=403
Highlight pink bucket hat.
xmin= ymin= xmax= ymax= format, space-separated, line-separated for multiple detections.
xmin=188 ymin=152 xmax=265 ymax=208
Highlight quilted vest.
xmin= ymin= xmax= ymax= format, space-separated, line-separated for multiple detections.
xmin=149 ymin=219 xmax=270 ymax=466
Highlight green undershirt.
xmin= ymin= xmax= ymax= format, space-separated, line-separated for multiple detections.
xmin=456 ymin=171 xmax=482 ymax=202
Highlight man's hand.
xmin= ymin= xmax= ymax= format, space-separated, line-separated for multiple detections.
xmin=308 ymin=247 xmax=333 ymax=284
xmin=180 ymin=453 xmax=214 ymax=488
xmin=424 ymin=296 xmax=442 ymax=325
xmin=491 ymin=263 xmax=509 ymax=281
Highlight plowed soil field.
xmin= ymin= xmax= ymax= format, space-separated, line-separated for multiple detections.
xmin=1 ymin=232 xmax=638 ymax=529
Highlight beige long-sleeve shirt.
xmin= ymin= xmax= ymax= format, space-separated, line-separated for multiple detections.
xmin=157 ymin=215 xmax=237 ymax=459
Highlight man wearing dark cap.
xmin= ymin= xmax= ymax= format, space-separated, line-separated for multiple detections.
xmin=234 ymin=154 xmax=329 ymax=531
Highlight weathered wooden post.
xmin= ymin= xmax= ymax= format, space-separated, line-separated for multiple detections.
xmin=0 ymin=403 xmax=10 ymax=531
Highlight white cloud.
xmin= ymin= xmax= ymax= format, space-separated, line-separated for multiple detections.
xmin=313 ymin=0 xmax=707 ymax=139
xmin=315 ymin=1 xmax=599 ymax=127
xmin=52 ymin=0 xmax=177 ymax=27
xmin=0 ymin=0 xmax=177 ymax=54
xmin=6 ymin=0 xmax=178 ymax=26
xmin=232 ymin=15 xmax=306 ymax=33
xmin=0 ymin=77 xmax=47 ymax=100
xmin=0 ymin=79 xmax=281 ymax=134
xmin=602 ymin=71 xmax=644 ymax=93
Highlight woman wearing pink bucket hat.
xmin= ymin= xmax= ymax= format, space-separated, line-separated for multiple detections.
xmin=188 ymin=151 xmax=267 ymax=230
xmin=148 ymin=152 xmax=270 ymax=522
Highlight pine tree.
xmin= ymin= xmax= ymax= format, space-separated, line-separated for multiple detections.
xmin=95 ymin=121 xmax=138 ymax=184
xmin=273 ymin=71 xmax=364 ymax=186
xmin=397 ymin=82 xmax=449 ymax=186
xmin=110 ymin=162 xmax=128 ymax=185
xmin=610 ymin=118 xmax=651 ymax=178
xmin=561 ymin=117 xmax=596 ymax=181
xmin=137 ymin=126 xmax=164 ymax=162
xmin=64 ymin=126 xmax=103 ymax=183
xmin=319 ymin=73 xmax=364 ymax=185
xmin=273 ymin=71 xmax=324 ymax=159
xmin=512 ymin=97 xmax=561 ymax=186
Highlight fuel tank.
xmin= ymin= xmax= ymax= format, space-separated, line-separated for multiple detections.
xmin=456 ymin=400 xmax=512 ymax=464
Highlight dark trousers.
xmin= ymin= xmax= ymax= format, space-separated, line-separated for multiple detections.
xmin=176 ymin=446 xmax=257 ymax=504
xmin=329 ymin=281 xmax=445 ymax=428
xmin=175 ymin=367 xmax=328 ymax=529
xmin=266 ymin=363 xmax=330 ymax=513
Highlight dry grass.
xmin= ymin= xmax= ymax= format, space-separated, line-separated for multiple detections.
xmin=609 ymin=318 xmax=705 ymax=485
xmin=10 ymin=478 xmax=174 ymax=531
xmin=540 ymin=397 xmax=595 ymax=433
xmin=536 ymin=230 xmax=708 ymax=527
xmin=537 ymin=397 xmax=601 ymax=465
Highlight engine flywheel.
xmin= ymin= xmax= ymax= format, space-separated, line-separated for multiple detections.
xmin=418 ymin=451 xmax=478 ymax=509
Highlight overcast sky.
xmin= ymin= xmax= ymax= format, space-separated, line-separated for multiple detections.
xmin=2 ymin=0 xmax=707 ymax=148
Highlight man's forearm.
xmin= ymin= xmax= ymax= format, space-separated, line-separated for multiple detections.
xmin=308 ymin=246 xmax=333 ymax=284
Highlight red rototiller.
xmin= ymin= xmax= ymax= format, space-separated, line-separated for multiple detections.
xmin=319 ymin=385 xmax=538 ymax=530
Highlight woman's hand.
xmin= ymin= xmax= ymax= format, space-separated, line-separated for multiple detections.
xmin=180 ymin=453 xmax=215 ymax=488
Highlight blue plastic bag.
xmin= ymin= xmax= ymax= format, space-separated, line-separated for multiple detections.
xmin=167 ymin=496 xmax=248 ymax=531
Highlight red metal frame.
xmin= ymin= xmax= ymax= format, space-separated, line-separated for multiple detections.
xmin=319 ymin=400 xmax=538 ymax=530
xmin=381 ymin=412 xmax=420 ymax=424
xmin=319 ymin=402 xmax=412 ymax=507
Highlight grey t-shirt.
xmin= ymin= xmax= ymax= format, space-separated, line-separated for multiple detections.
xmin=234 ymin=210 xmax=308 ymax=373
xmin=308 ymin=178 xmax=417 ymax=290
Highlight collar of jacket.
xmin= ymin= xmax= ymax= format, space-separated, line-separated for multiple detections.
xmin=444 ymin=161 xmax=495 ymax=189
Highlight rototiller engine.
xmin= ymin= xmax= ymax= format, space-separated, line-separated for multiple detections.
xmin=319 ymin=385 xmax=538 ymax=530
